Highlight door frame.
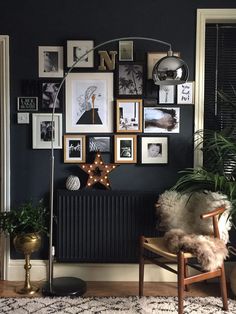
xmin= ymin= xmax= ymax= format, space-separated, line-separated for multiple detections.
xmin=194 ymin=9 xmax=236 ymax=167
xmin=0 ymin=35 xmax=10 ymax=280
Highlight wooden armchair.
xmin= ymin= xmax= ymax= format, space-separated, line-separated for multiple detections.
xmin=139 ymin=206 xmax=228 ymax=314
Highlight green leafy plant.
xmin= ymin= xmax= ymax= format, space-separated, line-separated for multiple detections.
xmin=0 ymin=200 xmax=49 ymax=236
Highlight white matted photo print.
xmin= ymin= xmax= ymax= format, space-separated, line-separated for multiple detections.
xmin=114 ymin=134 xmax=137 ymax=163
xmin=66 ymin=72 xmax=113 ymax=133
xmin=38 ymin=46 xmax=64 ymax=78
xmin=144 ymin=107 xmax=180 ymax=133
xmin=159 ymin=85 xmax=175 ymax=104
xmin=32 ymin=113 xmax=62 ymax=149
xmin=177 ymin=82 xmax=194 ymax=104
xmin=141 ymin=137 xmax=168 ymax=164
xmin=67 ymin=40 xmax=94 ymax=68
xmin=64 ymin=134 xmax=86 ymax=163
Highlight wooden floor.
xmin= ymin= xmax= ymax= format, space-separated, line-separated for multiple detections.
xmin=0 ymin=281 xmax=234 ymax=298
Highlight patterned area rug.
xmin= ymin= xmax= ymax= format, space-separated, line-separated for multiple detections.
xmin=0 ymin=296 xmax=236 ymax=313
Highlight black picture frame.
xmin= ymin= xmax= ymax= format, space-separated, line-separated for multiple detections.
xmin=117 ymin=63 xmax=144 ymax=97
xmin=17 ymin=96 xmax=38 ymax=111
xmin=87 ymin=136 xmax=112 ymax=153
xmin=39 ymin=79 xmax=64 ymax=112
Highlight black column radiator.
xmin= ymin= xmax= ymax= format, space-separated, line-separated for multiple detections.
xmin=56 ymin=189 xmax=159 ymax=263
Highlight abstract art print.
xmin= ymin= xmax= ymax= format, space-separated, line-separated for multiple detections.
xmin=118 ymin=64 xmax=143 ymax=96
xmin=38 ymin=46 xmax=64 ymax=78
xmin=66 ymin=73 xmax=113 ymax=133
xmin=67 ymin=40 xmax=94 ymax=68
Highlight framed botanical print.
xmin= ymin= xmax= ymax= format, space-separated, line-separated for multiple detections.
xmin=65 ymin=72 xmax=114 ymax=133
xmin=117 ymin=63 xmax=143 ymax=96
xmin=67 ymin=40 xmax=94 ymax=68
xmin=88 ymin=136 xmax=111 ymax=153
xmin=114 ymin=134 xmax=137 ymax=163
xmin=38 ymin=46 xmax=64 ymax=78
xmin=119 ymin=41 xmax=133 ymax=61
xmin=116 ymin=99 xmax=142 ymax=132
xmin=32 ymin=113 xmax=62 ymax=149
xmin=177 ymin=81 xmax=195 ymax=104
xmin=64 ymin=134 xmax=86 ymax=163
xmin=141 ymin=136 xmax=168 ymax=164
xmin=144 ymin=107 xmax=180 ymax=133
xmin=159 ymin=85 xmax=175 ymax=104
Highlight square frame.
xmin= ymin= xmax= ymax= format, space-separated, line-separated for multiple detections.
xmin=64 ymin=134 xmax=86 ymax=163
xmin=177 ymin=81 xmax=195 ymax=104
xmin=116 ymin=99 xmax=142 ymax=133
xmin=38 ymin=46 xmax=64 ymax=78
xmin=117 ymin=63 xmax=144 ymax=97
xmin=114 ymin=134 xmax=137 ymax=163
xmin=119 ymin=41 xmax=133 ymax=61
xmin=147 ymin=51 xmax=180 ymax=79
xmin=65 ymin=72 xmax=114 ymax=133
xmin=88 ymin=136 xmax=111 ymax=153
xmin=17 ymin=97 xmax=38 ymax=111
xmin=67 ymin=40 xmax=94 ymax=68
xmin=141 ymin=136 xmax=168 ymax=164
xmin=40 ymin=80 xmax=64 ymax=111
xmin=32 ymin=113 xmax=62 ymax=149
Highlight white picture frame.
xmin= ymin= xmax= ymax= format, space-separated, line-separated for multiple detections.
xmin=32 ymin=113 xmax=62 ymax=149
xmin=141 ymin=136 xmax=168 ymax=164
xmin=114 ymin=134 xmax=137 ymax=163
xmin=144 ymin=107 xmax=180 ymax=133
xmin=38 ymin=46 xmax=64 ymax=78
xmin=159 ymin=85 xmax=175 ymax=104
xmin=177 ymin=81 xmax=195 ymax=104
xmin=67 ymin=40 xmax=94 ymax=68
xmin=65 ymin=72 xmax=114 ymax=133
xmin=119 ymin=41 xmax=133 ymax=61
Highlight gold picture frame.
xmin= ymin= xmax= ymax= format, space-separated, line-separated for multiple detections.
xmin=114 ymin=134 xmax=137 ymax=164
xmin=116 ymin=99 xmax=142 ymax=133
xmin=64 ymin=134 xmax=86 ymax=163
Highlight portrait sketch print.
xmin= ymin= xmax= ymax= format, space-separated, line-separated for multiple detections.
xmin=64 ymin=135 xmax=86 ymax=163
xmin=114 ymin=135 xmax=137 ymax=163
xmin=67 ymin=40 xmax=94 ymax=68
xmin=118 ymin=64 xmax=143 ymax=96
xmin=38 ymin=46 xmax=64 ymax=78
xmin=144 ymin=107 xmax=180 ymax=133
xmin=141 ymin=136 xmax=168 ymax=164
xmin=116 ymin=99 xmax=142 ymax=132
xmin=66 ymin=73 xmax=113 ymax=133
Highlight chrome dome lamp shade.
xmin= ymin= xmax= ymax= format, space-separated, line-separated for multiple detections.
xmin=153 ymin=50 xmax=189 ymax=85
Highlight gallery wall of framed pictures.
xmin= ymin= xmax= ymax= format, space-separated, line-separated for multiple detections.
xmin=16 ymin=39 xmax=194 ymax=165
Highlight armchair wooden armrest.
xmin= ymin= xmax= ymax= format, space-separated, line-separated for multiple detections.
xmin=200 ymin=206 xmax=225 ymax=220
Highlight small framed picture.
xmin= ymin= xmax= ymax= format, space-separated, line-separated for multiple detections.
xmin=17 ymin=97 xmax=38 ymax=111
xmin=147 ymin=51 xmax=180 ymax=79
xmin=144 ymin=107 xmax=180 ymax=133
xmin=32 ymin=113 xmax=62 ymax=149
xmin=119 ymin=41 xmax=133 ymax=61
xmin=38 ymin=46 xmax=64 ymax=78
xmin=177 ymin=82 xmax=194 ymax=104
xmin=159 ymin=85 xmax=175 ymax=104
xmin=114 ymin=134 xmax=137 ymax=163
xmin=88 ymin=136 xmax=111 ymax=153
xmin=67 ymin=40 xmax=94 ymax=68
xmin=116 ymin=99 xmax=142 ymax=132
xmin=41 ymin=81 xmax=63 ymax=111
xmin=117 ymin=63 xmax=143 ymax=96
xmin=141 ymin=136 xmax=168 ymax=164
xmin=64 ymin=134 xmax=86 ymax=163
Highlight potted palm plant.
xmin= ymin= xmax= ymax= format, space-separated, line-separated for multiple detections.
xmin=0 ymin=200 xmax=48 ymax=295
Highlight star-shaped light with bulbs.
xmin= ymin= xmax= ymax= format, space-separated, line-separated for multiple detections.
xmin=80 ymin=153 xmax=118 ymax=189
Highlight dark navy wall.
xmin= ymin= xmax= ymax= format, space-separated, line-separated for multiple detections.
xmin=0 ymin=0 xmax=236 ymax=258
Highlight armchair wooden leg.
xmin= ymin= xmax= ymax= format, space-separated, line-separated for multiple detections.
xmin=184 ymin=259 xmax=189 ymax=292
xmin=178 ymin=251 xmax=185 ymax=314
xmin=220 ymin=263 xmax=228 ymax=311
xmin=139 ymin=236 xmax=145 ymax=297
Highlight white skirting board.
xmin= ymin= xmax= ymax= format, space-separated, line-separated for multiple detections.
xmin=7 ymin=259 xmax=236 ymax=282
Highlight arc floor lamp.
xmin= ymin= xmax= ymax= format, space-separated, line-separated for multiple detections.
xmin=42 ymin=36 xmax=189 ymax=296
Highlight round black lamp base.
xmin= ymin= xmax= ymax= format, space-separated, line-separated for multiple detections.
xmin=42 ymin=277 xmax=86 ymax=297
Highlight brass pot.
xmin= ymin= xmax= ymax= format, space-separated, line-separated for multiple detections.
xmin=13 ymin=232 xmax=41 ymax=295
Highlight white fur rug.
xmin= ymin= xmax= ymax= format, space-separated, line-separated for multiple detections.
xmin=0 ymin=296 xmax=236 ymax=313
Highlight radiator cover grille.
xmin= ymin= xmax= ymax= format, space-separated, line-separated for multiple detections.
xmin=56 ymin=190 xmax=159 ymax=262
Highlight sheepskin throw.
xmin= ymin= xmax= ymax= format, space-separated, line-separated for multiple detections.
xmin=156 ymin=190 xmax=231 ymax=271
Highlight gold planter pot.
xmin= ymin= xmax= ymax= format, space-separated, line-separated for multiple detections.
xmin=13 ymin=233 xmax=41 ymax=295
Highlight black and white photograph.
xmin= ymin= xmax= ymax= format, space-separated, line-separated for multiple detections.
xmin=159 ymin=85 xmax=175 ymax=104
xmin=67 ymin=40 xmax=94 ymax=68
xmin=144 ymin=107 xmax=180 ymax=133
xmin=41 ymin=82 xmax=62 ymax=110
xmin=141 ymin=136 xmax=168 ymax=164
xmin=17 ymin=97 xmax=38 ymax=111
xmin=88 ymin=137 xmax=111 ymax=153
xmin=32 ymin=113 xmax=62 ymax=149
xmin=118 ymin=64 xmax=143 ymax=96
xmin=38 ymin=46 xmax=64 ymax=78
xmin=114 ymin=134 xmax=137 ymax=163
xmin=177 ymin=81 xmax=194 ymax=104
xmin=66 ymin=73 xmax=114 ymax=133
xmin=116 ymin=99 xmax=142 ymax=132
xmin=119 ymin=41 xmax=133 ymax=61
xmin=64 ymin=135 xmax=86 ymax=163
